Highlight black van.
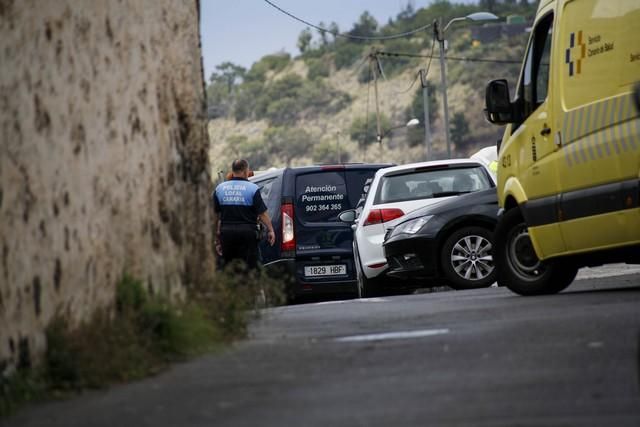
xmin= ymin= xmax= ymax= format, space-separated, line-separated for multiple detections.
xmin=251 ymin=164 xmax=391 ymax=300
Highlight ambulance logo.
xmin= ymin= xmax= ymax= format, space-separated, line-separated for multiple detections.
xmin=565 ymin=31 xmax=586 ymax=76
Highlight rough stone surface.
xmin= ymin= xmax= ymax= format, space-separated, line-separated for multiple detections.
xmin=0 ymin=0 xmax=214 ymax=371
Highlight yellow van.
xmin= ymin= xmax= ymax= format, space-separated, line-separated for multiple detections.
xmin=484 ymin=0 xmax=640 ymax=295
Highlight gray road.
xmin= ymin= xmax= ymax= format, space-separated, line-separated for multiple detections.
xmin=5 ymin=273 xmax=640 ymax=427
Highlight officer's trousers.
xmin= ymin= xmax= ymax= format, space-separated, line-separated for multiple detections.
xmin=220 ymin=226 xmax=258 ymax=270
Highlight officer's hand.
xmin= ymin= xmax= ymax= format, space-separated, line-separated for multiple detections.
xmin=267 ymin=230 xmax=276 ymax=246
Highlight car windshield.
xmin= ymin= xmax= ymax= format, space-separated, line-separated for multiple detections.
xmin=375 ymin=165 xmax=492 ymax=204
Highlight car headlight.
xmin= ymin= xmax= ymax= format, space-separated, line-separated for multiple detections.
xmin=394 ymin=215 xmax=433 ymax=235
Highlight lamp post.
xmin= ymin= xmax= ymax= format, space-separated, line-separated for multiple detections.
xmin=434 ymin=12 xmax=498 ymax=158
xmin=377 ymin=118 xmax=420 ymax=158
xmin=420 ymin=69 xmax=433 ymax=161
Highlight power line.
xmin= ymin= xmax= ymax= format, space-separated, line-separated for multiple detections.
xmin=374 ymin=32 xmax=435 ymax=96
xmin=392 ymin=70 xmax=420 ymax=95
xmin=376 ymin=50 xmax=522 ymax=64
xmin=421 ymin=36 xmax=437 ymax=85
xmin=262 ymin=0 xmax=433 ymax=41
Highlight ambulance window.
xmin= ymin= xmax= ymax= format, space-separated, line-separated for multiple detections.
xmin=521 ymin=13 xmax=553 ymax=118
xmin=536 ymin=28 xmax=552 ymax=103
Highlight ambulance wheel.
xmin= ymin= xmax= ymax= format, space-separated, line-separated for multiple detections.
xmin=494 ymin=208 xmax=577 ymax=296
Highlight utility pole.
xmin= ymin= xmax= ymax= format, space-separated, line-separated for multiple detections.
xmin=435 ymin=18 xmax=452 ymax=158
xmin=420 ymin=69 xmax=433 ymax=161
xmin=371 ymin=54 xmax=383 ymax=159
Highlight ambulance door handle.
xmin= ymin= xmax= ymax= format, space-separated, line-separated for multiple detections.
xmin=540 ymin=126 xmax=551 ymax=136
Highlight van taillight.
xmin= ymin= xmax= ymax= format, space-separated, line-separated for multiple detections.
xmin=363 ymin=208 xmax=404 ymax=226
xmin=281 ymin=203 xmax=295 ymax=252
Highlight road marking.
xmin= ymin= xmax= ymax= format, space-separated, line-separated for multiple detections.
xmin=334 ymin=328 xmax=450 ymax=343
xmin=312 ymin=298 xmax=388 ymax=306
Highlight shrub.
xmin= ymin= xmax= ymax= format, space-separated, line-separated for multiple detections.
xmin=1 ymin=268 xmax=285 ymax=416
xmin=305 ymin=57 xmax=331 ymax=80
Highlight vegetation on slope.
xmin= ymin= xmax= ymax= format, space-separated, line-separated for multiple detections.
xmin=207 ymin=0 xmax=536 ymax=173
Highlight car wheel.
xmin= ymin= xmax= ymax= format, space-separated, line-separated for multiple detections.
xmin=440 ymin=226 xmax=496 ymax=290
xmin=354 ymin=242 xmax=381 ymax=298
xmin=494 ymin=208 xmax=578 ymax=296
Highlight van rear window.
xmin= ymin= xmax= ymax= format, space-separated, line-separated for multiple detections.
xmin=296 ymin=170 xmax=373 ymax=222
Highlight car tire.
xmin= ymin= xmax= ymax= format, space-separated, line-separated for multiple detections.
xmin=440 ymin=226 xmax=496 ymax=290
xmin=354 ymin=242 xmax=381 ymax=298
xmin=494 ymin=208 xmax=578 ymax=296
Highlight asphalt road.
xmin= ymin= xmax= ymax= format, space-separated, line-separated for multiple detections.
xmin=5 ymin=272 xmax=640 ymax=427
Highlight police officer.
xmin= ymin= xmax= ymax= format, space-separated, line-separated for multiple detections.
xmin=213 ymin=159 xmax=275 ymax=269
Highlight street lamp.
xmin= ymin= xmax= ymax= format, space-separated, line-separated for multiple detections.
xmin=434 ymin=12 xmax=498 ymax=158
xmin=376 ymin=118 xmax=420 ymax=158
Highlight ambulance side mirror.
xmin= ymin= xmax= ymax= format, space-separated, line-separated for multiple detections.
xmin=633 ymin=82 xmax=640 ymax=112
xmin=484 ymin=79 xmax=515 ymax=125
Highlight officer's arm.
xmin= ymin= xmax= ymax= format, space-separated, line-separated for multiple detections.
xmin=258 ymin=211 xmax=276 ymax=246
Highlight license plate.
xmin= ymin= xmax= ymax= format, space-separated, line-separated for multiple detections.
xmin=304 ymin=264 xmax=347 ymax=277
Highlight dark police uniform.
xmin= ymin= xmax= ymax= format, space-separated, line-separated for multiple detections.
xmin=213 ymin=177 xmax=267 ymax=269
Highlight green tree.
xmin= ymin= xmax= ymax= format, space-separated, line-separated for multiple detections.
xmin=210 ymin=62 xmax=246 ymax=92
xmin=233 ymin=81 xmax=263 ymax=122
xmin=333 ymin=43 xmax=364 ymax=69
xmin=244 ymin=53 xmax=290 ymax=83
xmin=306 ymin=57 xmax=331 ymax=80
xmin=250 ymin=74 xmax=350 ymax=124
xmin=263 ymin=127 xmax=314 ymax=166
xmin=479 ymin=0 xmax=498 ymax=13
xmin=317 ymin=22 xmax=329 ymax=46
xmin=206 ymin=62 xmax=246 ymax=118
xmin=265 ymin=98 xmax=299 ymax=126
xmin=450 ymin=112 xmax=470 ymax=148
xmin=297 ymin=28 xmax=313 ymax=53
xmin=349 ymin=11 xmax=378 ymax=40
xmin=254 ymin=73 xmax=304 ymax=119
xmin=328 ymin=22 xmax=340 ymax=41
xmin=397 ymin=2 xmax=415 ymax=21
xmin=349 ymin=113 xmax=390 ymax=150
xmin=312 ymin=139 xmax=349 ymax=164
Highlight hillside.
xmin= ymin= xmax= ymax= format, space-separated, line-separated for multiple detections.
xmin=206 ymin=0 xmax=536 ymax=175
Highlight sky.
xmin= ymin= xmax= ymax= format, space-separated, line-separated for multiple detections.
xmin=200 ymin=0 xmax=477 ymax=80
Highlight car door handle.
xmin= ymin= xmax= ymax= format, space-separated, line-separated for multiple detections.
xmin=540 ymin=127 xmax=551 ymax=136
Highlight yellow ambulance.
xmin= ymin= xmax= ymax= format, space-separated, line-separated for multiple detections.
xmin=484 ymin=0 xmax=640 ymax=295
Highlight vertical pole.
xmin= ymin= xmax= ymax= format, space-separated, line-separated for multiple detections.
xmin=336 ymin=131 xmax=341 ymax=163
xmin=372 ymin=55 xmax=383 ymax=159
xmin=420 ymin=69 xmax=432 ymax=161
xmin=436 ymin=19 xmax=452 ymax=158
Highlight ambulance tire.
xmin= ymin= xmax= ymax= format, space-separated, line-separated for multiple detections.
xmin=494 ymin=208 xmax=578 ymax=296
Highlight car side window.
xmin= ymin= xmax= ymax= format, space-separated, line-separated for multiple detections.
xmin=256 ymin=177 xmax=279 ymax=219
xmin=519 ymin=13 xmax=554 ymax=120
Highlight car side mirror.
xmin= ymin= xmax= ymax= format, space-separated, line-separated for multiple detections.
xmin=338 ymin=209 xmax=356 ymax=223
xmin=484 ymin=79 xmax=515 ymax=125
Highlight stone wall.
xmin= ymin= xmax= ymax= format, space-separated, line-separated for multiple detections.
xmin=0 ymin=0 xmax=214 ymax=371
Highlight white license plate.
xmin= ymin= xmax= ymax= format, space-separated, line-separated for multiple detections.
xmin=304 ymin=264 xmax=347 ymax=277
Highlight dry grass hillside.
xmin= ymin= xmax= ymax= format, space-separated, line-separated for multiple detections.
xmin=207 ymin=24 xmax=528 ymax=176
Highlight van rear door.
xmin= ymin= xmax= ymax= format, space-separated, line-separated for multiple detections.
xmin=294 ymin=168 xmax=374 ymax=257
